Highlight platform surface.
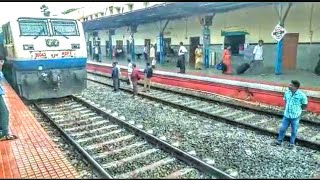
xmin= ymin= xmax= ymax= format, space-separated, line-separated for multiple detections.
xmin=89 ymin=57 xmax=319 ymax=90
xmin=0 ymin=80 xmax=80 ymax=178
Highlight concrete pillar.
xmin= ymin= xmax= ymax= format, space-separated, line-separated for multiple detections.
xmin=275 ymin=23 xmax=284 ymax=75
xmin=130 ymin=33 xmax=135 ymax=62
xmin=159 ymin=33 xmax=164 ymax=64
xmin=201 ymin=14 xmax=214 ymax=69
xmin=274 ymin=3 xmax=292 ymax=75
xmin=130 ymin=25 xmax=137 ymax=63
xmin=203 ymin=26 xmax=210 ymax=68
xmin=108 ymin=29 xmax=114 ymax=61
xmin=159 ymin=20 xmax=170 ymax=65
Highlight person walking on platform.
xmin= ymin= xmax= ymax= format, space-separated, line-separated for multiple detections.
xmin=127 ymin=59 xmax=133 ymax=89
xmin=130 ymin=63 xmax=141 ymax=98
xmin=142 ymin=62 xmax=153 ymax=92
xmin=93 ymin=43 xmax=100 ymax=62
xmin=248 ymin=40 xmax=264 ymax=75
xmin=177 ymin=42 xmax=188 ymax=73
xmin=150 ymin=44 xmax=156 ymax=69
xmin=222 ymin=45 xmax=232 ymax=74
xmin=0 ymin=61 xmax=17 ymax=141
xmin=111 ymin=62 xmax=120 ymax=92
xmin=275 ymin=80 xmax=308 ymax=148
xmin=195 ymin=44 xmax=203 ymax=70
xmin=143 ymin=44 xmax=149 ymax=61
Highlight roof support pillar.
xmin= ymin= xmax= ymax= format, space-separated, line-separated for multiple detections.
xmin=201 ymin=13 xmax=215 ymax=68
xmin=159 ymin=19 xmax=170 ymax=65
xmin=274 ymin=2 xmax=292 ymax=75
xmin=130 ymin=25 xmax=138 ymax=63
xmin=108 ymin=29 xmax=115 ymax=61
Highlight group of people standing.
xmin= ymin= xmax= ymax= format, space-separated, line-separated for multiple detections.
xmin=112 ymin=58 xmax=153 ymax=98
xmin=221 ymin=40 xmax=264 ymax=75
xmin=143 ymin=44 xmax=157 ymax=69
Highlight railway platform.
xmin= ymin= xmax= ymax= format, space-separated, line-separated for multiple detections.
xmin=0 ymin=80 xmax=79 ymax=178
xmin=86 ymin=59 xmax=320 ymax=114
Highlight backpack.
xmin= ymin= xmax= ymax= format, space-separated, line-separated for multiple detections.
xmin=216 ymin=62 xmax=226 ymax=72
xmin=146 ymin=67 xmax=153 ymax=78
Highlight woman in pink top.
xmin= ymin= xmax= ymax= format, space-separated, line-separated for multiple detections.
xmin=222 ymin=45 xmax=232 ymax=74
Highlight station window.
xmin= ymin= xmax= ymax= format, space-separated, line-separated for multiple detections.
xmin=127 ymin=4 xmax=133 ymax=11
xmin=109 ymin=6 xmax=114 ymax=15
xmin=115 ymin=7 xmax=121 ymax=14
xmin=224 ymin=35 xmax=245 ymax=55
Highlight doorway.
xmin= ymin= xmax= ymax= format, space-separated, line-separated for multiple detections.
xmin=105 ymin=41 xmax=110 ymax=57
xmin=116 ymin=40 xmax=124 ymax=59
xmin=282 ymin=33 xmax=299 ymax=70
xmin=126 ymin=40 xmax=130 ymax=54
xmin=189 ymin=36 xmax=200 ymax=67
xmin=144 ymin=39 xmax=151 ymax=54
xmin=164 ymin=38 xmax=172 ymax=57
xmin=88 ymin=41 xmax=92 ymax=57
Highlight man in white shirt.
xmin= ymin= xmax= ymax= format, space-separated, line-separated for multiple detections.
xmin=177 ymin=42 xmax=188 ymax=73
xmin=127 ymin=59 xmax=133 ymax=89
xmin=143 ymin=45 xmax=149 ymax=61
xmin=94 ymin=44 xmax=100 ymax=62
xmin=150 ymin=44 xmax=156 ymax=68
xmin=248 ymin=40 xmax=264 ymax=75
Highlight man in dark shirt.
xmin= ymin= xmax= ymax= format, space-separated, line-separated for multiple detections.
xmin=142 ymin=62 xmax=153 ymax=92
xmin=111 ymin=62 xmax=120 ymax=92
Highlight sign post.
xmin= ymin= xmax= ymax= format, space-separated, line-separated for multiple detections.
xmin=272 ymin=24 xmax=287 ymax=75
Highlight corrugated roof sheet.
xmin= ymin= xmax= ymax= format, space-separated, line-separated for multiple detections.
xmin=83 ymin=2 xmax=284 ymax=31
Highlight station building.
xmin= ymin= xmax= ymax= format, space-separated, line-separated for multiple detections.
xmin=68 ymin=2 xmax=320 ymax=73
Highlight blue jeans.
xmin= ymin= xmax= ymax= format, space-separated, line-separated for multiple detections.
xmin=277 ymin=116 xmax=300 ymax=144
xmin=0 ymin=96 xmax=9 ymax=137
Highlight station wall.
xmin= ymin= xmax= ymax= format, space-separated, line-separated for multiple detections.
xmin=86 ymin=2 xmax=320 ymax=71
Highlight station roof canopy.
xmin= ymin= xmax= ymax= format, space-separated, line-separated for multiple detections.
xmin=83 ymin=2 xmax=284 ymax=31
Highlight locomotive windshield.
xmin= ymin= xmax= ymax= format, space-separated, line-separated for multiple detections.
xmin=51 ymin=21 xmax=79 ymax=36
xmin=18 ymin=18 xmax=79 ymax=37
xmin=19 ymin=20 xmax=49 ymax=36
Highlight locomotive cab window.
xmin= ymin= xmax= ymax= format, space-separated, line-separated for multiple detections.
xmin=51 ymin=21 xmax=79 ymax=36
xmin=2 ymin=24 xmax=13 ymax=44
xmin=19 ymin=20 xmax=49 ymax=36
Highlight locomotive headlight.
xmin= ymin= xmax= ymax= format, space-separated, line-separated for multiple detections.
xmin=23 ymin=44 xmax=34 ymax=50
xmin=38 ymin=65 xmax=43 ymax=71
xmin=71 ymin=44 xmax=80 ymax=49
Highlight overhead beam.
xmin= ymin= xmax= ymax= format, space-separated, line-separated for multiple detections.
xmin=161 ymin=19 xmax=170 ymax=33
xmin=281 ymin=2 xmax=292 ymax=24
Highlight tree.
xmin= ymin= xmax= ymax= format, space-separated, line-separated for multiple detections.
xmin=62 ymin=8 xmax=79 ymax=15
xmin=40 ymin=4 xmax=51 ymax=17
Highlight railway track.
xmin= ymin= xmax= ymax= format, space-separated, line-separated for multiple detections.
xmin=33 ymin=96 xmax=232 ymax=179
xmin=86 ymin=72 xmax=320 ymax=151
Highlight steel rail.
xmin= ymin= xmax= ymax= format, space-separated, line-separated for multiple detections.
xmin=71 ymin=95 xmax=234 ymax=179
xmin=87 ymin=71 xmax=319 ymax=127
xmin=33 ymin=101 xmax=113 ymax=179
xmin=86 ymin=76 xmax=320 ymax=151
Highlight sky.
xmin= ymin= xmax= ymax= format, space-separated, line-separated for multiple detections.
xmin=0 ymin=2 xmax=101 ymax=25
